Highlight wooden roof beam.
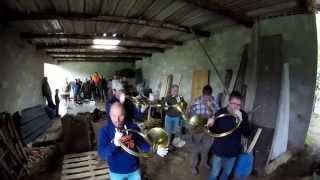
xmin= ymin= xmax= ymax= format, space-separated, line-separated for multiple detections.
xmin=54 ymin=57 xmax=140 ymax=63
xmin=47 ymin=51 xmax=151 ymax=57
xmin=37 ymin=44 xmax=165 ymax=54
xmin=21 ymin=32 xmax=182 ymax=47
xmin=9 ymin=14 xmax=210 ymax=37
xmin=48 ymin=53 xmax=150 ymax=58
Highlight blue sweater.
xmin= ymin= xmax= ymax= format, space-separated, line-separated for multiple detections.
xmin=98 ymin=121 xmax=150 ymax=174
xmin=210 ymin=108 xmax=251 ymax=157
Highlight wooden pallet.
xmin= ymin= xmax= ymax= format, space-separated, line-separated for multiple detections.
xmin=61 ymin=151 xmax=109 ymax=180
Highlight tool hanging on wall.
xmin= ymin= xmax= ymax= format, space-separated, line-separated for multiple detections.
xmin=189 ymin=28 xmax=229 ymax=96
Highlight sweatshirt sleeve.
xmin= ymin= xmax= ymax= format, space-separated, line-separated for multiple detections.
xmin=98 ymin=127 xmax=119 ymax=160
xmin=240 ymin=111 xmax=251 ymax=138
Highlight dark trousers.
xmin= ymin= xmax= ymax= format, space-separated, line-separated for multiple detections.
xmin=56 ymin=102 xmax=60 ymax=116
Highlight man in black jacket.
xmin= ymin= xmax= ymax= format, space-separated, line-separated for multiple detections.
xmin=206 ymin=91 xmax=251 ymax=180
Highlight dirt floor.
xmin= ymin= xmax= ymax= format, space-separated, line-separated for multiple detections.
xmin=21 ymin=101 xmax=320 ymax=180
xmin=22 ymin=144 xmax=319 ymax=180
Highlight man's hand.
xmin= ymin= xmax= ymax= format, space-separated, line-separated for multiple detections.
xmin=149 ymin=93 xmax=155 ymax=102
xmin=119 ymin=93 xmax=126 ymax=104
xmin=206 ymin=118 xmax=215 ymax=128
xmin=234 ymin=110 xmax=243 ymax=121
xmin=140 ymin=104 xmax=148 ymax=112
xmin=113 ymin=129 xmax=123 ymax=146
xmin=156 ymin=147 xmax=168 ymax=157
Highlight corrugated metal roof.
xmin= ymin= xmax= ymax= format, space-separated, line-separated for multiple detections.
xmin=0 ymin=0 xmax=312 ymax=62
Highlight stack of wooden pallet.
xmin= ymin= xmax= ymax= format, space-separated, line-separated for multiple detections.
xmin=61 ymin=151 xmax=109 ymax=180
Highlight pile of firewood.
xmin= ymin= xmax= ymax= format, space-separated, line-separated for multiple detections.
xmin=0 ymin=112 xmax=28 ymax=180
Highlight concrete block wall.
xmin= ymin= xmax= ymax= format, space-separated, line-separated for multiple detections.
xmin=0 ymin=26 xmax=53 ymax=113
xmin=137 ymin=14 xmax=318 ymax=151
xmin=136 ymin=26 xmax=252 ymax=103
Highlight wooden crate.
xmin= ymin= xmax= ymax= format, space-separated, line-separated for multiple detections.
xmin=61 ymin=151 xmax=109 ymax=180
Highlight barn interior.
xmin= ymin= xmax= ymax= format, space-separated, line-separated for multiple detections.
xmin=0 ymin=0 xmax=320 ymax=180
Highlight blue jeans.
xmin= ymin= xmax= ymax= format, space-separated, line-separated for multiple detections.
xmin=209 ymin=156 xmax=236 ymax=180
xmin=164 ymin=115 xmax=181 ymax=135
xmin=109 ymin=169 xmax=141 ymax=180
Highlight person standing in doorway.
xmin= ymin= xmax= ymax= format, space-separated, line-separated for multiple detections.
xmin=55 ymin=89 xmax=60 ymax=117
xmin=42 ymin=77 xmax=55 ymax=108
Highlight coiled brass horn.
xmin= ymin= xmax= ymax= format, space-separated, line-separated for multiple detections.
xmin=126 ymin=95 xmax=241 ymax=138
xmin=188 ymin=113 xmax=242 ymax=138
xmin=118 ymin=127 xmax=169 ymax=158
xmin=126 ymin=96 xmax=149 ymax=108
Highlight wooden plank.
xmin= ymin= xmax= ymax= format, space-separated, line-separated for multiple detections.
xmin=64 ymin=151 xmax=97 ymax=159
xmin=61 ymin=169 xmax=108 ymax=180
xmin=84 ymin=21 xmax=97 ymax=34
xmin=9 ymin=14 xmax=210 ymax=37
xmin=62 ymin=164 xmax=108 ymax=174
xmin=55 ymin=58 xmax=138 ymax=63
xmin=72 ymin=21 xmax=85 ymax=34
xmin=60 ymin=20 xmax=74 ymax=33
xmin=40 ymin=45 xmax=164 ymax=53
xmin=62 ymin=160 xmax=100 ymax=169
xmin=61 ymin=152 xmax=109 ymax=180
xmin=80 ymin=175 xmax=109 ymax=180
xmin=8 ymin=113 xmax=28 ymax=161
xmin=21 ymin=32 xmax=182 ymax=47
xmin=48 ymin=53 xmax=150 ymax=58
xmin=63 ymin=156 xmax=93 ymax=164
xmin=191 ymin=70 xmax=209 ymax=100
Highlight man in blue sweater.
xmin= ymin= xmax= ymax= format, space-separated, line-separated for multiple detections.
xmin=98 ymin=102 xmax=168 ymax=180
xmin=206 ymin=91 xmax=251 ymax=180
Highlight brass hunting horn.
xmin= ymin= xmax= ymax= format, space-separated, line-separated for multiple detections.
xmin=188 ymin=113 xmax=242 ymax=138
xmin=118 ymin=127 xmax=169 ymax=158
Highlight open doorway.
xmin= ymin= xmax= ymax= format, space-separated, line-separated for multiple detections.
xmin=307 ymin=14 xmax=320 ymax=151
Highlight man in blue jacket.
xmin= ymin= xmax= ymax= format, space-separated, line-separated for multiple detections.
xmin=98 ymin=102 xmax=168 ymax=180
xmin=206 ymin=91 xmax=251 ymax=180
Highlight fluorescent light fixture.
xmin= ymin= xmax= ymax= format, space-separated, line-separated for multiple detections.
xmin=93 ymin=39 xmax=120 ymax=45
xmin=91 ymin=45 xmax=118 ymax=50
